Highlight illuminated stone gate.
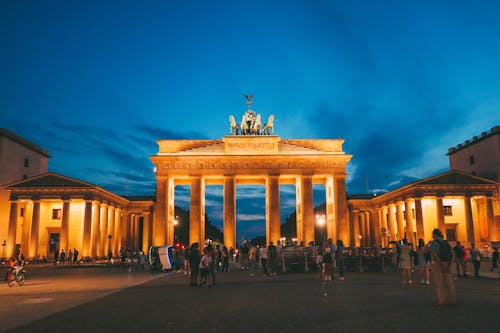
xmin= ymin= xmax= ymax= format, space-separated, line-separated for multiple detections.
xmin=151 ymin=135 xmax=352 ymax=249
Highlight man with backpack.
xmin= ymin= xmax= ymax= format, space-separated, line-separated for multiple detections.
xmin=429 ymin=228 xmax=456 ymax=307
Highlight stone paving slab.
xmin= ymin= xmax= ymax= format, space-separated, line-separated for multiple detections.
xmin=2 ymin=266 xmax=499 ymax=333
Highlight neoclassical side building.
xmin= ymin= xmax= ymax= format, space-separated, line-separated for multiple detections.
xmin=150 ymin=135 xmax=352 ymax=249
xmin=348 ymin=170 xmax=499 ymax=248
xmin=3 ymin=173 xmax=154 ymax=259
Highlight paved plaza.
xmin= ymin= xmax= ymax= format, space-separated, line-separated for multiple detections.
xmin=1 ymin=263 xmax=499 ymax=333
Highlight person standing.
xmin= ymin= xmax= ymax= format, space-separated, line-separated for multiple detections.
xmin=429 ymin=228 xmax=456 ymax=306
xmin=248 ymin=243 xmax=257 ymax=277
xmin=260 ymin=244 xmax=269 ymax=276
xmin=199 ymin=247 xmax=212 ymax=288
xmin=491 ymin=248 xmax=498 ymax=272
xmin=415 ymin=239 xmax=430 ymax=284
xmin=221 ymin=246 xmax=229 ymax=272
xmin=188 ymin=243 xmax=201 ymax=287
xmin=59 ymin=249 xmax=66 ymax=265
xmin=54 ymin=249 xmax=59 ymax=265
xmin=336 ymin=240 xmax=345 ymax=281
xmin=268 ymin=241 xmax=277 ymax=276
xmin=73 ymin=248 xmax=79 ymax=266
xmin=453 ymin=241 xmax=467 ymax=277
xmin=399 ymin=239 xmax=413 ymax=284
xmin=469 ymin=243 xmax=481 ymax=278
xmin=67 ymin=249 xmax=73 ymax=265
xmin=276 ymin=240 xmax=284 ymax=273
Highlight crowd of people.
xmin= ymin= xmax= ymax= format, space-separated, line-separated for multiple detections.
xmin=180 ymin=239 xmax=347 ymax=288
xmin=395 ymin=228 xmax=499 ymax=307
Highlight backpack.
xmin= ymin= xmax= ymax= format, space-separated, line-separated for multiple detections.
xmin=438 ymin=239 xmax=453 ymax=262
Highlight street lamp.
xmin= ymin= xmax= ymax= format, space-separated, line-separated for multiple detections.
xmin=2 ymin=240 xmax=6 ymax=259
xmin=358 ymin=234 xmax=362 ymax=247
xmin=315 ymin=214 xmax=326 ymax=241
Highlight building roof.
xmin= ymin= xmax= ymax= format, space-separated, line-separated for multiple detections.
xmin=5 ymin=172 xmax=94 ymax=189
xmin=447 ymin=126 xmax=499 ymax=155
xmin=4 ymin=172 xmax=130 ymax=206
xmin=0 ymin=128 xmax=50 ymax=158
xmin=348 ymin=170 xmax=498 ymax=203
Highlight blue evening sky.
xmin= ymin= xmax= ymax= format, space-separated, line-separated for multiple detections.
xmin=1 ymin=1 xmax=499 ymax=239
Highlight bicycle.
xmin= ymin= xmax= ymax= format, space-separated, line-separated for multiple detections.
xmin=7 ymin=265 xmax=26 ymax=287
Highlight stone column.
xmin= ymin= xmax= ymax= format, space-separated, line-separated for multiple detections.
xmin=121 ymin=212 xmax=130 ymax=248
xmin=266 ymin=175 xmax=280 ymax=245
xmin=166 ymin=177 xmax=177 ymax=245
xmin=335 ymin=175 xmax=349 ymax=245
xmin=60 ymin=199 xmax=71 ymax=252
xmin=190 ymin=176 xmax=205 ymax=245
xmin=28 ymin=200 xmax=41 ymax=259
xmin=325 ymin=175 xmax=336 ymax=242
xmin=113 ymin=208 xmax=121 ymax=254
xmin=107 ymin=206 xmax=115 ymax=256
xmin=464 ymin=196 xmax=475 ymax=242
xmin=297 ymin=175 xmax=314 ymax=245
xmin=372 ymin=209 xmax=381 ymax=246
xmin=388 ymin=203 xmax=397 ymax=241
xmin=82 ymin=200 xmax=93 ymax=257
xmin=360 ymin=212 xmax=366 ymax=246
xmin=142 ymin=212 xmax=152 ymax=252
xmin=99 ymin=204 xmax=109 ymax=257
xmin=295 ymin=178 xmax=303 ymax=243
xmin=396 ymin=202 xmax=404 ymax=241
xmin=485 ymin=196 xmax=497 ymax=241
xmin=224 ymin=175 xmax=236 ymax=249
xmin=404 ymin=199 xmax=414 ymax=242
xmin=415 ymin=198 xmax=424 ymax=241
xmin=435 ymin=196 xmax=446 ymax=235
xmin=21 ymin=202 xmax=33 ymax=257
xmin=127 ymin=214 xmax=134 ymax=249
xmin=153 ymin=177 xmax=167 ymax=246
xmin=6 ymin=201 xmax=18 ymax=258
xmin=91 ymin=201 xmax=101 ymax=257
xmin=365 ymin=211 xmax=371 ymax=246
xmin=351 ymin=210 xmax=360 ymax=247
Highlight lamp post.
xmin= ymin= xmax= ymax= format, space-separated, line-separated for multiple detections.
xmin=315 ymin=214 xmax=326 ymax=242
xmin=2 ymin=240 xmax=6 ymax=259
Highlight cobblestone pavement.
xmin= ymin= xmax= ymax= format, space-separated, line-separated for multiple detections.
xmin=2 ymin=263 xmax=499 ymax=333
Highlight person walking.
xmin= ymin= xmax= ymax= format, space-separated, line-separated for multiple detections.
xmin=399 ymin=238 xmax=413 ymax=284
xmin=429 ymin=228 xmax=456 ymax=307
xmin=469 ymin=243 xmax=481 ymax=278
xmin=453 ymin=241 xmax=467 ymax=277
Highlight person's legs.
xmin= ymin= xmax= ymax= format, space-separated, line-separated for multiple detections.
xmin=443 ymin=268 xmax=456 ymax=305
xmin=432 ymin=264 xmax=446 ymax=305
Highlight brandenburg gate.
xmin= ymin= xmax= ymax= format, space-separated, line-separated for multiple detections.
xmin=150 ymin=97 xmax=352 ymax=249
